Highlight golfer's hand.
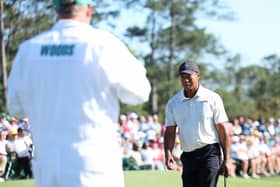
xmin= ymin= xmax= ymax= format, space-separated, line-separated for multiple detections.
xmin=166 ymin=157 xmax=176 ymax=170
xmin=223 ymin=160 xmax=232 ymax=177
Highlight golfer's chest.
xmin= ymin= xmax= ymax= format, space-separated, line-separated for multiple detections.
xmin=173 ymin=100 xmax=213 ymax=124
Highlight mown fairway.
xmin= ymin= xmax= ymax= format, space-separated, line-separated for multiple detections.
xmin=0 ymin=171 xmax=280 ymax=187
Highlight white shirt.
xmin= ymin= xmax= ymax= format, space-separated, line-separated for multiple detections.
xmin=14 ymin=137 xmax=31 ymax=158
xmin=165 ymin=85 xmax=228 ymax=152
xmin=7 ymin=19 xmax=151 ymax=187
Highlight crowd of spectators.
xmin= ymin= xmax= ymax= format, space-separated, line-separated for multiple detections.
xmin=0 ymin=111 xmax=280 ymax=181
xmin=118 ymin=113 xmax=280 ymax=180
xmin=229 ymin=116 xmax=280 ymax=179
xmin=0 ymin=113 xmax=33 ymax=181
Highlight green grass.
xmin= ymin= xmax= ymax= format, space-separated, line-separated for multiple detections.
xmin=1 ymin=171 xmax=280 ymax=187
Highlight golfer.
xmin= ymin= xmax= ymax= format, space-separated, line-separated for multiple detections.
xmin=164 ymin=61 xmax=231 ymax=187
xmin=7 ymin=0 xmax=151 ymax=187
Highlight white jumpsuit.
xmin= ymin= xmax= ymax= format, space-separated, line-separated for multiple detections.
xmin=7 ymin=19 xmax=151 ymax=187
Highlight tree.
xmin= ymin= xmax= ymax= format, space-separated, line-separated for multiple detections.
xmin=123 ymin=0 xmax=232 ymax=117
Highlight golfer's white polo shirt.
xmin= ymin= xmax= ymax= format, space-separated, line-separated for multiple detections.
xmin=165 ymin=85 xmax=228 ymax=152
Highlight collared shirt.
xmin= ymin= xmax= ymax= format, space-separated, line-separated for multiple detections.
xmin=165 ymin=85 xmax=228 ymax=152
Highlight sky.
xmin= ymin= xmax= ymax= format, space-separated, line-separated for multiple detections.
xmin=107 ymin=0 xmax=280 ymax=67
xmin=198 ymin=0 xmax=280 ymax=66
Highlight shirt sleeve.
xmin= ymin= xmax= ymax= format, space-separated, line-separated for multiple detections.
xmin=213 ymin=94 xmax=228 ymax=124
xmin=7 ymin=46 xmax=26 ymax=119
xmin=100 ymin=33 xmax=151 ymax=105
xmin=165 ymin=100 xmax=177 ymax=127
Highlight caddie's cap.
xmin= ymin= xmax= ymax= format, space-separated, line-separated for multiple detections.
xmin=178 ymin=61 xmax=200 ymax=74
xmin=53 ymin=0 xmax=93 ymax=9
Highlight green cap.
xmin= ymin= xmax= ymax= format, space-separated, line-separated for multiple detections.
xmin=54 ymin=0 xmax=93 ymax=9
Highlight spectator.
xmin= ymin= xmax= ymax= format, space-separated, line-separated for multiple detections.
xmin=239 ymin=116 xmax=252 ymax=136
xmin=119 ymin=114 xmax=129 ymax=134
xmin=0 ymin=131 xmax=7 ymax=181
xmin=8 ymin=118 xmax=18 ymax=134
xmin=258 ymin=136 xmax=272 ymax=176
xmin=232 ymin=118 xmax=242 ymax=136
xmin=139 ymin=115 xmax=149 ymax=133
xmin=230 ymin=135 xmax=250 ymax=178
xmin=0 ymin=114 xmax=10 ymax=132
xmin=5 ymin=130 xmax=17 ymax=179
xmin=152 ymin=114 xmax=162 ymax=135
xmin=247 ymin=136 xmax=261 ymax=179
xmin=130 ymin=142 xmax=144 ymax=167
xmin=172 ymin=137 xmax=183 ymax=171
xmin=127 ymin=112 xmax=140 ymax=137
xmin=13 ymin=128 xmax=33 ymax=179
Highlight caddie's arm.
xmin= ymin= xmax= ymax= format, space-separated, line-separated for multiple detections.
xmin=164 ymin=125 xmax=177 ymax=170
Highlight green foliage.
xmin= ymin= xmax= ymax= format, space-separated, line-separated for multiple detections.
xmin=1 ymin=0 xmax=280 ymax=121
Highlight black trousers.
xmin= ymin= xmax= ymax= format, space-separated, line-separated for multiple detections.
xmin=180 ymin=143 xmax=221 ymax=187
xmin=15 ymin=156 xmax=33 ymax=179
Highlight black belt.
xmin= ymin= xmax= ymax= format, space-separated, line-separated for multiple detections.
xmin=182 ymin=143 xmax=220 ymax=158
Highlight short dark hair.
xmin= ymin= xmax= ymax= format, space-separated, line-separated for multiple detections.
xmin=17 ymin=127 xmax=24 ymax=133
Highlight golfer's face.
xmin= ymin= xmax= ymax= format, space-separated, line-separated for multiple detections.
xmin=180 ymin=72 xmax=200 ymax=90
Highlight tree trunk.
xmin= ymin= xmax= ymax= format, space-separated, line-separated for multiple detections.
xmin=168 ymin=0 xmax=176 ymax=97
xmin=0 ymin=0 xmax=7 ymax=106
xmin=150 ymin=12 xmax=158 ymax=114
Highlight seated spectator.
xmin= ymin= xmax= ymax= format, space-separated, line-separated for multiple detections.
xmin=130 ymin=142 xmax=144 ymax=167
xmin=247 ymin=136 xmax=261 ymax=179
xmin=172 ymin=137 xmax=183 ymax=171
xmin=232 ymin=118 xmax=242 ymax=136
xmin=230 ymin=135 xmax=250 ymax=178
xmin=268 ymin=137 xmax=280 ymax=175
xmin=141 ymin=139 xmax=164 ymax=170
xmin=258 ymin=136 xmax=272 ymax=176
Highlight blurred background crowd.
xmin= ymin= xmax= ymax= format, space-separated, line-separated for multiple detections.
xmin=0 ymin=112 xmax=280 ymax=181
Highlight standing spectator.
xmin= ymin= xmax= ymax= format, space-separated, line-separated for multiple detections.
xmin=0 ymin=131 xmax=8 ymax=181
xmin=18 ymin=118 xmax=31 ymax=136
xmin=8 ymin=118 xmax=18 ymax=134
xmin=7 ymin=1 xmax=151 ymax=187
xmin=14 ymin=128 xmax=33 ymax=179
xmin=164 ymin=61 xmax=231 ymax=187
xmin=5 ymin=130 xmax=17 ymax=179
xmin=0 ymin=114 xmax=10 ymax=131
